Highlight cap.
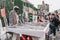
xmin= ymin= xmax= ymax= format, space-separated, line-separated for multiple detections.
xmin=13 ymin=6 xmax=19 ymax=9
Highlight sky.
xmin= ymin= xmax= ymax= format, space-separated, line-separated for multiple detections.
xmin=28 ymin=0 xmax=60 ymax=12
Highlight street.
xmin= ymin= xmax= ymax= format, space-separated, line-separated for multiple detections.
xmin=49 ymin=27 xmax=60 ymax=40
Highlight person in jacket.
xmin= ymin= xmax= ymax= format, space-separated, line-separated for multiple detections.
xmin=55 ymin=11 xmax=59 ymax=31
xmin=9 ymin=6 xmax=19 ymax=26
xmin=49 ymin=14 xmax=59 ymax=38
xmin=9 ymin=6 xmax=20 ymax=40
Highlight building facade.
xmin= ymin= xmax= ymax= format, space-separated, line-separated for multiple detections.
xmin=38 ymin=1 xmax=49 ymax=12
xmin=22 ymin=0 xmax=37 ymax=22
xmin=38 ymin=1 xmax=49 ymax=15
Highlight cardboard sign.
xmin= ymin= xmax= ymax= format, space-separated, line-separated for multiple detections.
xmin=1 ymin=8 xmax=6 ymax=17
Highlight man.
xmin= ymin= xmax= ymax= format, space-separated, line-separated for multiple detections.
xmin=55 ymin=11 xmax=59 ymax=31
xmin=9 ymin=6 xmax=20 ymax=40
xmin=9 ymin=6 xmax=19 ymax=26
xmin=49 ymin=14 xmax=59 ymax=38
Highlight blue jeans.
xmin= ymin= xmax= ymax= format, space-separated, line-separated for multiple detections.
xmin=56 ymin=26 xmax=59 ymax=31
xmin=49 ymin=24 xmax=56 ymax=36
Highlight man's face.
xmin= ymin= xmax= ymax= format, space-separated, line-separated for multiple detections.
xmin=51 ymin=15 xmax=55 ymax=18
xmin=49 ymin=15 xmax=52 ymax=18
xmin=15 ymin=8 xmax=19 ymax=13
xmin=15 ymin=10 xmax=19 ymax=13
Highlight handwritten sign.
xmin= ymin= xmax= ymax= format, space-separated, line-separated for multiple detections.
xmin=1 ymin=8 xmax=6 ymax=17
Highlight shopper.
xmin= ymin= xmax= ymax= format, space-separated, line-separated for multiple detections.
xmin=49 ymin=14 xmax=59 ymax=38
xmin=46 ymin=13 xmax=51 ymax=20
xmin=55 ymin=11 xmax=59 ymax=31
xmin=9 ymin=6 xmax=20 ymax=40
xmin=37 ymin=16 xmax=43 ymax=22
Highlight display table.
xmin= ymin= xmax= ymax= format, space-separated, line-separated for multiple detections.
xmin=7 ymin=22 xmax=50 ymax=40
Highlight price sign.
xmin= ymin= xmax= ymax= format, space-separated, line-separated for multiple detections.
xmin=1 ymin=8 xmax=6 ymax=17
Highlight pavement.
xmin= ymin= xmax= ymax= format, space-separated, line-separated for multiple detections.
xmin=49 ymin=27 xmax=60 ymax=40
xmin=55 ymin=31 xmax=60 ymax=40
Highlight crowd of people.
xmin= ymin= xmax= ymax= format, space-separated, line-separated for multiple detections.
xmin=37 ymin=11 xmax=60 ymax=39
xmin=7 ymin=5 xmax=60 ymax=40
xmin=48 ymin=12 xmax=60 ymax=38
xmin=8 ymin=6 xmax=33 ymax=40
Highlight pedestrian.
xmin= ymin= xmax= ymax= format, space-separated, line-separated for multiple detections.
xmin=49 ymin=14 xmax=59 ymax=38
xmin=55 ymin=11 xmax=60 ymax=31
xmin=45 ymin=13 xmax=51 ymax=20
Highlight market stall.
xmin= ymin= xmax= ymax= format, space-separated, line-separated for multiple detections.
xmin=6 ymin=22 xmax=50 ymax=40
xmin=0 ymin=19 xmax=6 ymax=40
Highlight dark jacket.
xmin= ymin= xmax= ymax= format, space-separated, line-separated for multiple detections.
xmin=49 ymin=18 xmax=55 ymax=29
xmin=49 ymin=17 xmax=59 ymax=27
xmin=53 ymin=17 xmax=59 ymax=26
xmin=49 ymin=17 xmax=59 ymax=29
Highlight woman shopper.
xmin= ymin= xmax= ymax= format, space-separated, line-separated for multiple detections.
xmin=37 ymin=16 xmax=43 ymax=22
